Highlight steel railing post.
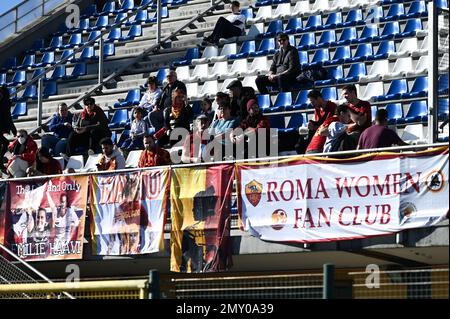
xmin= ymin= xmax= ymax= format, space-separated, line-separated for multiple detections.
xmin=98 ymin=34 xmax=104 ymax=85
xmin=37 ymin=77 xmax=44 ymax=129
xmin=427 ymin=1 xmax=439 ymax=144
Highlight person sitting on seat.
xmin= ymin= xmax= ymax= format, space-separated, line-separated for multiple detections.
xmin=27 ymin=147 xmax=62 ymax=177
xmin=121 ymin=107 xmax=148 ymax=152
xmin=138 ymin=134 xmax=171 ymax=167
xmin=66 ymin=97 xmax=111 ymax=156
xmin=200 ymin=98 xmax=215 ymax=125
xmin=41 ymin=102 xmax=74 ymax=157
xmin=181 ymin=114 xmax=210 ymax=163
xmin=6 ymin=130 xmax=38 ymax=178
xmin=227 ymin=79 xmax=256 ymax=119
xmin=255 ymin=33 xmax=300 ymax=94
xmin=96 ymin=138 xmax=126 ymax=171
xmin=322 ymin=104 xmax=353 ymax=153
xmin=202 ymin=1 xmax=246 ymax=46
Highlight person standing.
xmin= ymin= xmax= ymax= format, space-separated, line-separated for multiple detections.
xmin=0 ymin=86 xmax=17 ymax=174
xmin=342 ymin=84 xmax=372 ymax=134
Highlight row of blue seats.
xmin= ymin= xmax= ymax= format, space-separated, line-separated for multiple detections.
xmin=254 ymin=0 xmax=448 ymax=9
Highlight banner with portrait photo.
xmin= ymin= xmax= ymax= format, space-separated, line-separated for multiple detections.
xmin=0 ymin=176 xmax=88 ymax=261
xmin=237 ymin=147 xmax=449 ymax=243
xmin=90 ymin=169 xmax=169 ymax=255
xmin=170 ymin=165 xmax=234 ymax=273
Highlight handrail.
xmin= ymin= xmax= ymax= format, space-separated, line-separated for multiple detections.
xmin=28 ymin=0 xmax=228 ymax=135
xmin=1 ymin=143 xmax=447 ymax=182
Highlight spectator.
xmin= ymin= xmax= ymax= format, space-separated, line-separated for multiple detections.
xmin=231 ymin=99 xmax=270 ymax=159
xmin=255 ymin=33 xmax=300 ymax=94
xmin=323 ymin=104 xmax=353 ymax=153
xmin=0 ymin=86 xmax=17 ymax=174
xmin=6 ymin=130 xmax=38 ymax=178
xmin=357 ymin=109 xmax=408 ymax=149
xmin=200 ymin=98 xmax=215 ymax=125
xmin=182 ymin=114 xmax=209 ymax=163
xmin=41 ymin=103 xmax=74 ymax=157
xmin=209 ymin=100 xmax=240 ymax=159
xmin=214 ymin=92 xmax=230 ymax=120
xmin=161 ymin=88 xmax=192 ymax=146
xmin=342 ymin=84 xmax=372 ymax=134
xmin=202 ymin=1 xmax=246 ymax=46
xmin=150 ymin=70 xmax=187 ymax=131
xmin=138 ymin=134 xmax=171 ymax=167
xmin=96 ymin=138 xmax=126 ymax=171
xmin=227 ymin=79 xmax=256 ymax=118
xmin=139 ymin=76 xmax=161 ymax=118
xmin=306 ymin=105 xmax=343 ymax=155
xmin=120 ymin=107 xmax=148 ymax=152
xmin=66 ymin=97 xmax=111 ymax=156
xmin=295 ymin=90 xmax=337 ymax=154
xmin=27 ymin=147 xmax=62 ymax=177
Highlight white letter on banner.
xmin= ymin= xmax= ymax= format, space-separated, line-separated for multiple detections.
xmin=65 ymin=4 xmax=80 ymax=29
xmin=365 ymin=264 xmax=380 ymax=289
xmin=65 ymin=264 xmax=80 ymax=289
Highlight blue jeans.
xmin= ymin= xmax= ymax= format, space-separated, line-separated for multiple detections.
xmin=41 ymin=134 xmax=68 ymax=156
xmin=121 ymin=137 xmax=144 ymax=150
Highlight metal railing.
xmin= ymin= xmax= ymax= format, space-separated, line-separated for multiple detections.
xmin=0 ymin=0 xmax=70 ymax=43
xmin=24 ymin=0 xmax=227 ymax=134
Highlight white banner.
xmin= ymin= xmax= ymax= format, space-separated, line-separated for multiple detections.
xmin=237 ymin=149 xmax=449 ymax=242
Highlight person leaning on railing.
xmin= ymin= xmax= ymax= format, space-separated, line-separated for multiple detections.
xmin=65 ymin=97 xmax=111 ymax=157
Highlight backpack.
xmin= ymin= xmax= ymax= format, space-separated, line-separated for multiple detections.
xmin=296 ymin=65 xmax=330 ymax=88
xmin=329 ymin=132 xmax=359 ymax=153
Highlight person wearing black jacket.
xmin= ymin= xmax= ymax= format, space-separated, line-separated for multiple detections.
xmin=255 ymin=33 xmax=300 ymax=94
xmin=66 ymin=97 xmax=111 ymax=156
xmin=0 ymin=86 xmax=17 ymax=173
xmin=227 ymin=79 xmax=256 ymax=119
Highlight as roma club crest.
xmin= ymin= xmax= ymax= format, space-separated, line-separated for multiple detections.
xmin=245 ymin=180 xmax=263 ymax=207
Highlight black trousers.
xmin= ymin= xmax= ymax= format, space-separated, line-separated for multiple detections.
xmin=208 ymin=17 xmax=242 ymax=43
xmin=255 ymin=73 xmax=298 ymax=95
xmin=66 ymin=128 xmax=109 ymax=156
xmin=0 ymin=135 xmax=9 ymax=168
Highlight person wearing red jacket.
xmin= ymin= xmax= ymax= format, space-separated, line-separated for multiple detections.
xmin=7 ymin=129 xmax=38 ymax=178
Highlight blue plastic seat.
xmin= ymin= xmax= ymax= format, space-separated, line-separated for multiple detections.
xmin=87 ymin=31 xmax=102 ymax=42
xmin=257 ymin=94 xmax=271 ymax=110
xmin=118 ymin=129 xmax=130 ymax=148
xmin=241 ymin=8 xmax=253 ymax=20
xmin=325 ymin=46 xmax=350 ymax=66
xmin=367 ymin=41 xmax=395 ymax=61
xmin=284 ymin=18 xmax=302 ymax=34
xmin=0 ymin=57 xmax=17 ymax=72
xmin=114 ymin=89 xmax=141 ymax=107
xmin=385 ymin=103 xmax=404 ymax=124
xmin=354 ymin=25 xmax=378 ymax=44
xmin=63 ymin=33 xmax=82 ymax=49
xmin=11 ymin=102 xmax=27 ymax=119
xmin=49 ymin=65 xmax=66 ymax=81
xmin=9 ymin=71 xmax=26 ymax=86
xmin=116 ymin=0 xmax=136 ymax=13
xmin=106 ymin=28 xmax=122 ymax=43
xmin=310 ymin=49 xmax=330 ymax=66
xmin=74 ymin=46 xmax=95 ymax=62
xmin=342 ymin=9 xmax=363 ymax=27
xmin=297 ymin=33 xmax=315 ymax=50
xmin=438 ymin=74 xmax=449 ymax=95
xmin=68 ymin=18 xmax=90 ymax=34
xmin=304 ymin=15 xmax=322 ymax=32
xmin=404 ymin=1 xmax=427 ymax=18
xmin=60 ymin=49 xmax=76 ymax=63
xmin=63 ymin=63 xmax=87 ymax=80
xmin=172 ymin=47 xmax=199 ymax=67
xmin=103 ymin=43 xmax=116 ymax=58
xmin=346 ymin=43 xmax=372 ymax=63
xmin=298 ymin=50 xmax=309 ymax=66
xmin=315 ymin=65 xmax=343 ymax=86
xmin=88 ymin=15 xmax=109 ymax=32
xmin=191 ymin=101 xmax=202 ymax=116
xmin=377 ymin=22 xmax=400 ymax=41
xmin=114 ymin=13 xmax=129 ymax=25
xmin=404 ymin=101 xmax=428 ymax=123
xmin=371 ymin=105 xmax=377 ymax=121
xmin=0 ymin=73 xmax=6 ymax=86
xmin=321 ymin=87 xmax=337 ymax=101
xmin=261 ymin=20 xmax=283 ymax=38
xmin=377 ymin=79 xmax=408 ymax=101
xmin=286 ymin=90 xmax=309 ymax=111
xmin=80 ymin=4 xmax=97 ymax=19
xmin=266 ymin=92 xmax=292 ymax=113
xmin=126 ymin=9 xmax=148 ymax=26
xmin=121 ymin=25 xmax=142 ymax=41
xmin=249 ymin=38 xmax=275 ymax=57
xmin=42 ymin=81 xmax=57 ymax=98
xmin=324 ymin=12 xmax=342 ymax=28
xmin=402 ymin=76 xmax=428 ymax=99
xmin=365 ymin=6 xmax=384 ymax=23
xmin=109 ymin=109 xmax=130 ymax=128
xmin=42 ymin=36 xmax=63 ymax=51
xmin=147 ymin=6 xmax=169 ymax=23
xmin=436 ymin=0 xmax=448 ymax=9
xmin=438 ymin=99 xmax=449 ymax=120
xmin=94 ymin=1 xmax=115 ymax=17
xmin=156 ymin=68 xmax=170 ymax=85
xmin=338 ymin=63 xmax=366 ymax=83
xmin=315 ymin=30 xmax=336 ymax=48
xmin=19 ymin=85 xmax=37 ymax=101
xmin=31 ymin=68 xmax=46 ymax=81
xmin=279 ymin=113 xmax=304 ymax=134
xmin=35 ymin=51 xmax=55 ymax=67
xmin=397 ymin=19 xmax=422 ymax=38
xmin=380 ymin=3 xmax=405 ymax=22
xmin=228 ymin=41 xmax=255 ymax=59
xmin=268 ymin=115 xmax=285 ymax=128
xmin=336 ymin=27 xmax=357 ymax=46
xmin=14 ymin=54 xmax=35 ymax=70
